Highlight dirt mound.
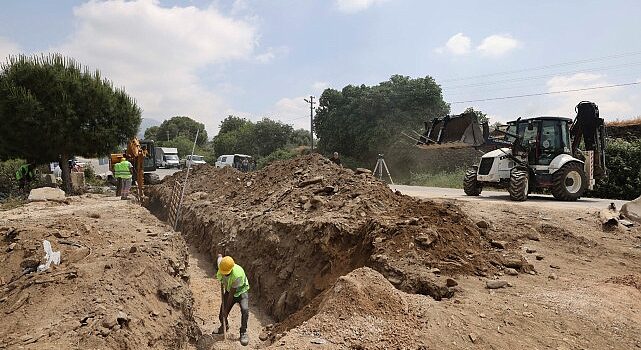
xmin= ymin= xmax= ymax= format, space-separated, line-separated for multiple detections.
xmin=0 ymin=196 xmax=198 ymax=349
xmin=607 ymin=274 xmax=641 ymax=291
xmin=148 ymin=154 xmax=495 ymax=327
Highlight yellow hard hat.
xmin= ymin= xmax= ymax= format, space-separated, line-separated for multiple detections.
xmin=218 ymin=256 xmax=235 ymax=275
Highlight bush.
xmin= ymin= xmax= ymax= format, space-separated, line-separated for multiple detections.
xmin=0 ymin=159 xmax=25 ymax=199
xmin=257 ymin=148 xmax=297 ymax=169
xmin=406 ymin=168 xmax=466 ymax=189
xmin=588 ymin=138 xmax=641 ymax=200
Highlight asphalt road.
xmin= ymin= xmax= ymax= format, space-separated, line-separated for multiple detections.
xmin=391 ymin=184 xmax=627 ymax=210
xmin=155 ymin=168 xmax=181 ymax=180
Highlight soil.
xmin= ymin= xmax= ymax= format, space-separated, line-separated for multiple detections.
xmin=2 ymin=153 xmax=641 ymax=349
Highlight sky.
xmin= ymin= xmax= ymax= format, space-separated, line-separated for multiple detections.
xmin=1 ymin=0 xmax=641 ymax=137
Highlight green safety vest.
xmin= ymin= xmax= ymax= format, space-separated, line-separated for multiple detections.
xmin=216 ymin=264 xmax=250 ymax=297
xmin=114 ymin=161 xmax=132 ymax=179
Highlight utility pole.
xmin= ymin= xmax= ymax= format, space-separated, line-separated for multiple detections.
xmin=304 ymin=96 xmax=315 ymax=152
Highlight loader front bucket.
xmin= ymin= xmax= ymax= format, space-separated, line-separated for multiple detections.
xmin=416 ymin=112 xmax=486 ymax=149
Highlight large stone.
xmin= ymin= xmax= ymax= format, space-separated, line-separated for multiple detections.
xmin=622 ymin=196 xmax=641 ymax=224
xmin=70 ymin=172 xmax=85 ymax=192
xmin=486 ymin=280 xmax=508 ymax=289
xmin=28 ymin=187 xmax=66 ymax=202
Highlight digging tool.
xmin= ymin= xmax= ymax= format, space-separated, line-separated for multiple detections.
xmin=220 ymin=281 xmax=227 ymax=340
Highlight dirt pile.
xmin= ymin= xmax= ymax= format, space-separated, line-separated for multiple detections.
xmin=148 ymin=154 xmax=501 ymax=326
xmin=0 ymin=196 xmax=198 ymax=349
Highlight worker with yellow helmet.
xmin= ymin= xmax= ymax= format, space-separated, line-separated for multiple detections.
xmin=215 ymin=254 xmax=250 ymax=346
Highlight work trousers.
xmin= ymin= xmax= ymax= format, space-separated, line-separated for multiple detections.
xmin=219 ymin=292 xmax=249 ymax=334
xmin=120 ymin=178 xmax=132 ymax=199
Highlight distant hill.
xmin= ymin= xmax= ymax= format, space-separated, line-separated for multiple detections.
xmin=138 ymin=118 xmax=162 ymax=139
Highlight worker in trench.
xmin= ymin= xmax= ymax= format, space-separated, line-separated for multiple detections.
xmin=215 ymin=254 xmax=250 ymax=346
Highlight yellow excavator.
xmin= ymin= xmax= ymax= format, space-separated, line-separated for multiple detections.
xmin=108 ymin=137 xmax=157 ymax=198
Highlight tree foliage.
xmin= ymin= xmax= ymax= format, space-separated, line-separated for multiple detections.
xmin=0 ymin=54 xmax=141 ymax=163
xmin=314 ymin=75 xmax=449 ymax=165
xmin=156 ymin=116 xmax=207 ymax=145
xmin=211 ymin=116 xmax=307 ymax=159
xmin=144 ymin=125 xmax=160 ymax=140
xmin=588 ymin=138 xmax=641 ymax=200
xmin=463 ymin=106 xmax=489 ymax=124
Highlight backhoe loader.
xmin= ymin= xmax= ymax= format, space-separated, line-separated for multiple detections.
xmin=416 ymin=101 xmax=606 ymax=201
xmin=108 ymin=137 xmax=157 ymax=198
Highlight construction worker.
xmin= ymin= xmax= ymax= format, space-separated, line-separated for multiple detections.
xmin=330 ymin=151 xmax=341 ymax=166
xmin=113 ymin=155 xmax=133 ymax=200
xmin=215 ymin=254 xmax=250 ymax=346
xmin=15 ymin=163 xmax=36 ymax=189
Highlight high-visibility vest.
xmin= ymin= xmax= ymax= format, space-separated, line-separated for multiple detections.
xmin=216 ymin=264 xmax=250 ymax=297
xmin=114 ymin=161 xmax=132 ymax=179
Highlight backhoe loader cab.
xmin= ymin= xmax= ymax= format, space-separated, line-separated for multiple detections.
xmin=417 ymin=101 xmax=606 ymax=202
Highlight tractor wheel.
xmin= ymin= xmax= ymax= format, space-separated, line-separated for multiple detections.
xmin=463 ymin=167 xmax=482 ymax=196
xmin=551 ymin=162 xmax=587 ymax=201
xmin=508 ymin=168 xmax=529 ymax=201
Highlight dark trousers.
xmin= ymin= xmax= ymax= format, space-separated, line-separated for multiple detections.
xmin=219 ymin=292 xmax=249 ymax=334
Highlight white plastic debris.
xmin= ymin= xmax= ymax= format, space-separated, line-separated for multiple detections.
xmin=37 ymin=240 xmax=61 ymax=272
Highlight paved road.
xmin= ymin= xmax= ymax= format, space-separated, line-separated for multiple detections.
xmin=155 ymin=168 xmax=181 ymax=180
xmin=391 ymin=184 xmax=627 ymax=210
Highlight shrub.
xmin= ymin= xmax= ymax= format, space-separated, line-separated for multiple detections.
xmin=257 ymin=148 xmax=297 ymax=169
xmin=0 ymin=159 xmax=25 ymax=199
xmin=588 ymin=138 xmax=641 ymax=200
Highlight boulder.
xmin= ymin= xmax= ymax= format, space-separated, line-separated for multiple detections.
xmin=621 ymin=196 xmax=641 ymax=224
xmin=28 ymin=187 xmax=66 ymax=202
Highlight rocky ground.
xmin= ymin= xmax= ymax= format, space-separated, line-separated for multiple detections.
xmin=1 ymin=154 xmax=640 ymax=349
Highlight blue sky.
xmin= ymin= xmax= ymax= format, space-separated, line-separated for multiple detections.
xmin=1 ymin=0 xmax=640 ymax=136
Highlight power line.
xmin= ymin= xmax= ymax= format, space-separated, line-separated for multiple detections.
xmin=442 ymin=61 xmax=641 ymax=90
xmin=450 ymin=81 xmax=641 ymax=104
xmin=439 ymin=50 xmax=641 ymax=83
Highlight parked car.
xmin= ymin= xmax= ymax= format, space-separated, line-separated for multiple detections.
xmin=180 ymin=155 xmax=206 ymax=169
xmin=215 ymin=154 xmax=253 ymax=171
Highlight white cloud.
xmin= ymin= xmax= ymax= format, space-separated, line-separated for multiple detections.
xmin=255 ymin=46 xmax=289 ymax=64
xmin=312 ymin=81 xmax=329 ymax=93
xmin=270 ymin=96 xmax=312 ymax=130
xmin=435 ymin=33 xmax=471 ymax=55
xmin=476 ymin=34 xmax=520 ymax=57
xmin=544 ymin=73 xmax=636 ymax=119
xmin=54 ymin=0 xmax=258 ymax=135
xmin=0 ymin=37 xmax=21 ymax=61
xmin=335 ymin=0 xmax=390 ymax=13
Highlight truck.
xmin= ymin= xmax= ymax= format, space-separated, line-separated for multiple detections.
xmin=155 ymin=147 xmax=180 ymax=168
xmin=180 ymin=155 xmax=207 ymax=169
xmin=215 ymin=154 xmax=253 ymax=170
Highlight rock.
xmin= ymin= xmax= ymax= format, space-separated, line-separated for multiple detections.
xmin=129 ymin=246 xmax=138 ymax=253
xmin=526 ymin=248 xmax=537 ymax=253
xmin=622 ymin=196 xmax=641 ymax=224
xmin=191 ymin=191 xmax=208 ymax=200
xmin=548 ymin=274 xmax=558 ymax=280
xmin=355 ymin=168 xmax=372 ymax=175
xmin=503 ymin=257 xmax=524 ymax=269
xmin=314 ymin=186 xmax=335 ymax=195
xmin=298 ymin=195 xmax=309 ymax=204
xmin=486 ymin=280 xmax=508 ymax=289
xmin=429 ymin=268 xmax=441 ymax=275
xmin=7 ymin=243 xmax=16 ymax=251
xmin=550 ymin=264 xmax=561 ymax=269
xmin=259 ymin=331 xmax=270 ymax=341
xmin=298 ymin=177 xmax=323 ymax=187
xmin=89 ymin=212 xmax=101 ymax=219
xmin=491 ymin=240 xmax=507 ymax=249
xmin=102 ymin=314 xmax=119 ymax=329
xmin=476 ymin=220 xmax=490 ymax=229
xmin=310 ymin=338 xmax=327 ymax=344
xmin=28 ymin=187 xmax=66 ymax=202
xmin=504 ymin=268 xmax=519 ymax=276
xmin=415 ymin=233 xmax=435 ymax=247
xmin=469 ymin=333 xmax=478 ymax=343
xmin=526 ymin=230 xmax=541 ymax=241
xmin=446 ymin=278 xmax=458 ymax=287
xmin=536 ymin=254 xmax=544 ymax=261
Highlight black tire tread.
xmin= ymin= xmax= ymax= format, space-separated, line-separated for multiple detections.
xmin=551 ymin=162 xmax=586 ymax=201
xmin=508 ymin=169 xmax=528 ymax=201
xmin=463 ymin=167 xmax=482 ymax=196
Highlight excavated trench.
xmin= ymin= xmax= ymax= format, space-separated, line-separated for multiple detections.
xmin=146 ymin=155 xmax=501 ymax=337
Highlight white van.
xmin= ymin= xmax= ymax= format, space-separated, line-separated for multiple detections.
xmin=215 ymin=154 xmax=253 ymax=170
xmin=155 ymin=147 xmax=180 ymax=168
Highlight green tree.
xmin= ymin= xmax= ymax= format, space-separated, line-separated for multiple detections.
xmin=219 ymin=115 xmax=251 ymax=134
xmin=253 ymin=118 xmax=293 ymax=157
xmin=463 ymin=107 xmax=489 ymax=124
xmin=144 ymin=125 xmax=160 ymax=140
xmin=289 ymin=129 xmax=312 ymax=147
xmin=157 ymin=116 xmax=207 ymax=145
xmin=211 ymin=117 xmax=295 ymax=158
xmin=314 ymin=75 xmax=449 ymax=166
xmin=0 ymin=54 xmax=141 ymax=192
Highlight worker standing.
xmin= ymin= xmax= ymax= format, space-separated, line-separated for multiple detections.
xmin=113 ymin=156 xmax=133 ymax=200
xmin=330 ymin=151 xmax=341 ymax=166
xmin=215 ymin=254 xmax=250 ymax=346
xmin=15 ymin=163 xmax=36 ymax=189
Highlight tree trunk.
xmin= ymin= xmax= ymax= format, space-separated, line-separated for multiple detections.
xmin=60 ymin=154 xmax=72 ymax=194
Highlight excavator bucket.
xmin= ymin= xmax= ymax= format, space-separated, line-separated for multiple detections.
xmin=416 ymin=112 xmax=487 ymax=149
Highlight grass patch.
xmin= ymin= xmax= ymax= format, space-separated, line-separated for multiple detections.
xmin=407 ymin=168 xmax=466 ymax=189
xmin=607 ymin=116 xmax=641 ymax=127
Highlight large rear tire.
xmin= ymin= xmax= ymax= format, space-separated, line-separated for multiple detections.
xmin=551 ymin=162 xmax=587 ymax=201
xmin=463 ymin=167 xmax=482 ymax=196
xmin=508 ymin=168 xmax=529 ymax=201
